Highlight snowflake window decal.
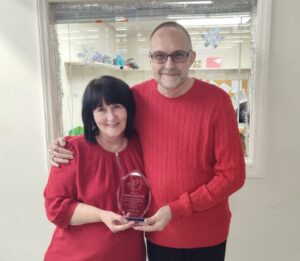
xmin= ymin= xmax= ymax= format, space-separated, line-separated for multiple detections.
xmin=201 ymin=28 xmax=224 ymax=48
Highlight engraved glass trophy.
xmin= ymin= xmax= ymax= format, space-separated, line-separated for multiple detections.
xmin=117 ymin=171 xmax=151 ymax=222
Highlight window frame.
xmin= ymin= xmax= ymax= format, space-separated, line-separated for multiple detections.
xmin=37 ymin=0 xmax=272 ymax=177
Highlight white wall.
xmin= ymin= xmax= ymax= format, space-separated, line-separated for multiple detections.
xmin=0 ymin=0 xmax=51 ymax=260
xmin=0 ymin=0 xmax=300 ymax=260
xmin=226 ymin=0 xmax=300 ymax=260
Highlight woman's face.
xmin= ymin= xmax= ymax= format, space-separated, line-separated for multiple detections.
xmin=93 ymin=102 xmax=127 ymax=140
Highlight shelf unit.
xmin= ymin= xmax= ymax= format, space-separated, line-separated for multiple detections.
xmin=65 ymin=61 xmax=251 ymax=81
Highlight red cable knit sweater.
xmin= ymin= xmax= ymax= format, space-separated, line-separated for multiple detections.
xmin=133 ymin=78 xmax=245 ymax=248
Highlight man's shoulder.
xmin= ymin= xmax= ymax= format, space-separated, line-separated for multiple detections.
xmin=195 ymin=78 xmax=229 ymax=99
xmin=132 ymin=79 xmax=156 ymax=93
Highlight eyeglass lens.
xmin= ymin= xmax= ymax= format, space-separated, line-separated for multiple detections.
xmin=150 ymin=51 xmax=190 ymax=63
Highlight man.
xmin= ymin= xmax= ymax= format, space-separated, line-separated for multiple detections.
xmin=50 ymin=22 xmax=245 ymax=261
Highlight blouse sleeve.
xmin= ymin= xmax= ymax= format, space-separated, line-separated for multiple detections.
xmin=43 ymin=143 xmax=79 ymax=229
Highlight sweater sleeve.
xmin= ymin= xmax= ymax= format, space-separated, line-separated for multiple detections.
xmin=44 ymin=143 xmax=79 ymax=229
xmin=169 ymin=94 xmax=246 ymax=217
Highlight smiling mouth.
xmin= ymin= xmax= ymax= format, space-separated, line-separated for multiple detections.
xmin=161 ymin=73 xmax=179 ymax=76
xmin=106 ymin=123 xmax=120 ymax=128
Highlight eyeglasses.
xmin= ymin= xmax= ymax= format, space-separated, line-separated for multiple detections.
xmin=149 ymin=50 xmax=192 ymax=64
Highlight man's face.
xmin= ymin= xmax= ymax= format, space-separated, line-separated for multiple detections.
xmin=149 ymin=27 xmax=195 ymax=96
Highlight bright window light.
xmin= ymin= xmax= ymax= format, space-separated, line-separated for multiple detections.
xmin=116 ymin=34 xmax=127 ymax=38
xmin=242 ymin=17 xmax=251 ymax=23
xmin=165 ymin=1 xmax=213 ymax=5
xmin=177 ymin=16 xmax=251 ymax=26
xmin=116 ymin=27 xmax=127 ymax=31
xmin=87 ymin=29 xmax=99 ymax=32
xmin=115 ymin=17 xmax=127 ymax=22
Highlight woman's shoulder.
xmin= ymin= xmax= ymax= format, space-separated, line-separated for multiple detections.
xmin=128 ymin=134 xmax=141 ymax=146
xmin=127 ymin=135 xmax=143 ymax=154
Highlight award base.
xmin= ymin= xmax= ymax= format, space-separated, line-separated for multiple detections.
xmin=126 ymin=216 xmax=145 ymax=222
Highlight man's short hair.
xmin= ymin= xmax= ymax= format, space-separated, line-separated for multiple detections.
xmin=150 ymin=21 xmax=192 ymax=49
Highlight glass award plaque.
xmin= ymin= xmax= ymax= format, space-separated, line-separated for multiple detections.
xmin=117 ymin=171 xmax=151 ymax=222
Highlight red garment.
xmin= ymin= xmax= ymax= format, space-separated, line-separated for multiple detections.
xmin=133 ymin=78 xmax=245 ymax=248
xmin=44 ymin=136 xmax=146 ymax=261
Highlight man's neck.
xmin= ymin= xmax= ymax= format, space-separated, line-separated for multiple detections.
xmin=158 ymin=77 xmax=195 ymax=98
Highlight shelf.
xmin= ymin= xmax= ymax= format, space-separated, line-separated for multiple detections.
xmin=65 ymin=61 xmax=250 ymax=80
xmin=190 ymin=68 xmax=250 ymax=80
xmin=65 ymin=61 xmax=141 ymax=72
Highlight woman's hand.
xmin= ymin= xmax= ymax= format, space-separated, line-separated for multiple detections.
xmin=70 ymin=204 xmax=134 ymax=233
xmin=100 ymin=210 xmax=135 ymax=233
xmin=48 ymin=137 xmax=73 ymax=167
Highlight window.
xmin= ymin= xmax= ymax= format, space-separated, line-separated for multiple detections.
xmin=38 ymin=0 xmax=271 ymax=177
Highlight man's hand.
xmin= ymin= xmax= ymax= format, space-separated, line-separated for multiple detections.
xmin=133 ymin=205 xmax=172 ymax=232
xmin=48 ymin=137 xmax=73 ymax=167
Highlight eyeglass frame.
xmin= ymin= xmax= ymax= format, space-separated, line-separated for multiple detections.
xmin=149 ymin=50 xmax=193 ymax=64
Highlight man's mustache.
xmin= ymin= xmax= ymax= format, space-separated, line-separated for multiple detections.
xmin=159 ymin=68 xmax=180 ymax=74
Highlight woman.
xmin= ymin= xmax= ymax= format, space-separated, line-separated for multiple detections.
xmin=44 ymin=76 xmax=145 ymax=261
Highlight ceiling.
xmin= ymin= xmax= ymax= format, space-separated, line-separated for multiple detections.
xmin=50 ymin=0 xmax=257 ymax=22
xmin=51 ymin=0 xmax=255 ymax=49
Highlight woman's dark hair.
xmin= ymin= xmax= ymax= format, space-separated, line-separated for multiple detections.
xmin=82 ymin=75 xmax=136 ymax=143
